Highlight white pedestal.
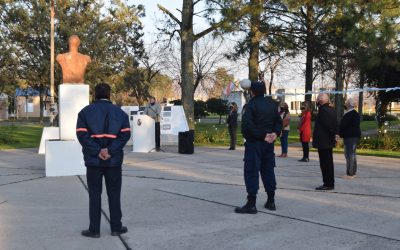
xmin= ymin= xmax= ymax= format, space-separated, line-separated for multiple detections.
xmin=45 ymin=140 xmax=86 ymax=177
xmin=132 ymin=115 xmax=155 ymax=153
xmin=38 ymin=127 xmax=60 ymax=154
xmin=59 ymin=84 xmax=89 ymax=140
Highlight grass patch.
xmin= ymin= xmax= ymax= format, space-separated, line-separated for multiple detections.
xmin=310 ymin=148 xmax=400 ymax=159
xmin=0 ymin=125 xmax=43 ymax=150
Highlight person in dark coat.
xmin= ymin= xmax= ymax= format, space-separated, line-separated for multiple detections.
xmin=76 ymin=83 xmax=131 ymax=238
xmin=312 ymin=93 xmax=338 ymax=191
xmin=227 ymin=102 xmax=238 ymax=150
xmin=235 ymin=81 xmax=283 ymax=214
xmin=339 ymin=98 xmax=361 ymax=178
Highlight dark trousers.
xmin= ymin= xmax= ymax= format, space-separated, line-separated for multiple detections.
xmin=155 ymin=122 xmax=161 ymax=149
xmin=344 ymin=137 xmax=359 ymax=176
xmin=228 ymin=126 xmax=237 ymax=149
xmin=317 ymin=148 xmax=335 ymax=187
xmin=280 ymin=130 xmax=289 ymax=154
xmin=302 ymin=142 xmax=309 ymax=159
xmin=244 ymin=141 xmax=276 ymax=195
xmin=86 ymin=166 xmax=122 ymax=233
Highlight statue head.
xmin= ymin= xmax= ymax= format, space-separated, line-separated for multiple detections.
xmin=68 ymin=35 xmax=81 ymax=52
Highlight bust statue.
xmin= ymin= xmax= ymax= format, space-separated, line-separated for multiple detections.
xmin=56 ymin=35 xmax=91 ymax=84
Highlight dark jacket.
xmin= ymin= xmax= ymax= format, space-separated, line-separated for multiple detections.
xmin=227 ymin=111 xmax=238 ymax=128
xmin=241 ymin=95 xmax=283 ymax=142
xmin=76 ymin=99 xmax=131 ymax=167
xmin=339 ymin=109 xmax=361 ymax=138
xmin=312 ymin=104 xmax=338 ymax=149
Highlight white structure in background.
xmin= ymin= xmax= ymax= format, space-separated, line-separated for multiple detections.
xmin=223 ymin=81 xmax=246 ymax=115
xmin=42 ymin=84 xmax=89 ymax=177
xmin=132 ymin=115 xmax=155 ymax=152
xmin=122 ymin=105 xmax=189 ymax=148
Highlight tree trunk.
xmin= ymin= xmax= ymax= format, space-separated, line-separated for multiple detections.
xmin=39 ymin=86 xmax=44 ymax=124
xmin=304 ymin=3 xmax=314 ymax=102
xmin=358 ymin=72 xmax=365 ymax=121
xmin=248 ymin=0 xmax=262 ymax=82
xmin=181 ymin=0 xmax=195 ymax=129
xmin=335 ymin=48 xmax=344 ymax=121
xmin=219 ymin=114 xmax=222 ymax=125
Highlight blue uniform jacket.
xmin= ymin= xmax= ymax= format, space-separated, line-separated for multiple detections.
xmin=76 ymin=99 xmax=131 ymax=167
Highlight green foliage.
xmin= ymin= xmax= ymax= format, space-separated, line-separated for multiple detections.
xmin=0 ymin=125 xmax=20 ymax=144
xmin=0 ymin=125 xmax=43 ymax=149
xmin=206 ymin=98 xmax=228 ymax=116
xmin=0 ymin=0 xmax=145 ymax=99
xmin=358 ymin=132 xmax=400 ymax=151
xmin=194 ymin=100 xmax=208 ymax=119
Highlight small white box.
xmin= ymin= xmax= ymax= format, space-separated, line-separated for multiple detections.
xmin=45 ymin=140 xmax=86 ymax=177
xmin=38 ymin=127 xmax=60 ymax=154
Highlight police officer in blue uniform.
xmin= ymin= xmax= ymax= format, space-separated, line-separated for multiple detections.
xmin=235 ymin=81 xmax=283 ymax=214
xmin=77 ymin=83 xmax=131 ymax=238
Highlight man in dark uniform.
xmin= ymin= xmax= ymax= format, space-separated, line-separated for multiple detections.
xmin=76 ymin=83 xmax=131 ymax=238
xmin=313 ymin=93 xmax=338 ymax=190
xmin=235 ymin=82 xmax=283 ymax=214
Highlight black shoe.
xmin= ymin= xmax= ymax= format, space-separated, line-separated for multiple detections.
xmin=111 ymin=226 xmax=128 ymax=236
xmin=156 ymin=148 xmax=161 ymax=152
xmin=298 ymin=158 xmax=309 ymax=162
xmin=264 ymin=200 xmax=276 ymax=210
xmin=234 ymin=195 xmax=257 ymax=214
xmin=315 ymin=185 xmax=334 ymax=191
xmin=228 ymin=148 xmax=235 ymax=150
xmin=265 ymin=191 xmax=276 ymax=210
xmin=81 ymin=229 xmax=100 ymax=238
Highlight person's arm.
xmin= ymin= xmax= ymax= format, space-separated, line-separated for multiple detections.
xmin=282 ymin=113 xmax=290 ymax=128
xmin=76 ymin=112 xmax=101 ymax=156
xmin=107 ymin=113 xmax=131 ymax=156
xmin=273 ymin=105 xmax=283 ymax=136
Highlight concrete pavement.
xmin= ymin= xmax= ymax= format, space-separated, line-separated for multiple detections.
xmin=0 ymin=146 xmax=399 ymax=250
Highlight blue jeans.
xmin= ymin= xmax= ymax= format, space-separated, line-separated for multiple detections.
xmin=243 ymin=141 xmax=276 ymax=195
xmin=344 ymin=137 xmax=359 ymax=176
xmin=280 ymin=130 xmax=289 ymax=154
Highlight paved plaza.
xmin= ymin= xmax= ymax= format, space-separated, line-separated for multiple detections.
xmin=0 ymin=146 xmax=399 ymax=250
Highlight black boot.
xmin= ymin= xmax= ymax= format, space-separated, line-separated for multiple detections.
xmin=234 ymin=195 xmax=257 ymax=214
xmin=264 ymin=192 xmax=276 ymax=211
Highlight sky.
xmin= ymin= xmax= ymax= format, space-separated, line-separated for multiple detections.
xmin=124 ymin=0 xmax=307 ymax=88
xmin=127 ymin=0 xmax=187 ymax=40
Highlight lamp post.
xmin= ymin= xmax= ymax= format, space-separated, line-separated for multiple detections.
xmin=50 ymin=0 xmax=55 ymax=126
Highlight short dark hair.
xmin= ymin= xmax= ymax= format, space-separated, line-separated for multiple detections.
xmin=95 ymin=83 xmax=111 ymax=100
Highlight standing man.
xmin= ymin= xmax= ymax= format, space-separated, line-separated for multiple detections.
xmin=227 ymin=102 xmax=238 ymax=150
xmin=235 ymin=82 xmax=283 ymax=214
xmin=313 ymin=93 xmax=338 ymax=190
xmin=144 ymin=96 xmax=162 ymax=151
xmin=76 ymin=83 xmax=131 ymax=238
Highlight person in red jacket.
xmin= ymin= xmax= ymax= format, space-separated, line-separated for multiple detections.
xmin=298 ymin=101 xmax=312 ymax=162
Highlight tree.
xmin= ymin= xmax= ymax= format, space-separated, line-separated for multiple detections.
xmin=208 ymin=67 xmax=234 ymax=98
xmin=194 ymin=100 xmax=208 ymax=119
xmin=206 ymin=98 xmax=228 ymax=124
xmin=0 ymin=0 xmax=145 ymax=121
xmin=158 ymin=0 xmax=222 ymax=128
xmin=283 ymin=0 xmax=332 ymax=102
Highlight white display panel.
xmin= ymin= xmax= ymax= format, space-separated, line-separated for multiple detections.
xmin=132 ymin=115 xmax=155 ymax=153
xmin=58 ymin=84 xmax=89 ymax=140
